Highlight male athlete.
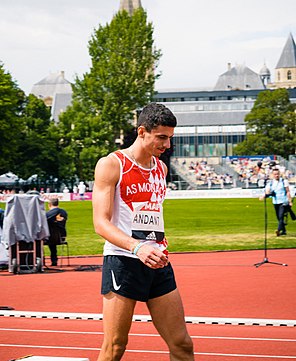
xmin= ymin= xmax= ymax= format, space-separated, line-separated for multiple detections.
xmin=92 ymin=103 xmax=194 ymax=360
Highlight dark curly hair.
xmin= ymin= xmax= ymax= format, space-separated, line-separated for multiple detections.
xmin=138 ymin=103 xmax=177 ymax=132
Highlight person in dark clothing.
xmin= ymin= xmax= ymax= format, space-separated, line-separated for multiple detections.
xmin=46 ymin=198 xmax=68 ymax=266
xmin=0 ymin=208 xmax=4 ymax=229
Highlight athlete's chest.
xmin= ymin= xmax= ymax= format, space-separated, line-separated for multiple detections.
xmin=120 ymin=168 xmax=166 ymax=204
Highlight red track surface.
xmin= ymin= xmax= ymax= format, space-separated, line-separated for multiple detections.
xmin=1 ymin=249 xmax=296 ymax=360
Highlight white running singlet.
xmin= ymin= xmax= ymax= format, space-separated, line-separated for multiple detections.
xmin=103 ymin=150 xmax=168 ymax=258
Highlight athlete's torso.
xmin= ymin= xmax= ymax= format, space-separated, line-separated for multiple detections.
xmin=103 ymin=150 xmax=168 ymax=258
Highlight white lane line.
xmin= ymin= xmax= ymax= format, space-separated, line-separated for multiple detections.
xmin=196 ymin=336 xmax=296 ymax=342
xmin=197 ymin=353 xmax=296 ymax=359
xmin=0 ymin=328 xmax=295 ymax=342
xmin=1 ymin=344 xmax=296 ymax=358
xmin=1 ymin=310 xmax=296 ymax=326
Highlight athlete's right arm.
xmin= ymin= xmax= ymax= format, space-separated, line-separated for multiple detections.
xmin=92 ymin=155 xmax=137 ymax=253
xmin=92 ymin=154 xmax=168 ymax=269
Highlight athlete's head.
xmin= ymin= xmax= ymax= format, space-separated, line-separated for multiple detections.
xmin=138 ymin=103 xmax=177 ymax=132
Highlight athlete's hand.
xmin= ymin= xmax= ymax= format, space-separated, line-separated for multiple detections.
xmin=136 ymin=244 xmax=169 ymax=269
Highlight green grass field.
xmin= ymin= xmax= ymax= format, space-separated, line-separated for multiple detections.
xmin=50 ymin=198 xmax=296 ymax=256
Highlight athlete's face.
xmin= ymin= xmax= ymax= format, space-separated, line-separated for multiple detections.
xmin=139 ymin=125 xmax=174 ymax=157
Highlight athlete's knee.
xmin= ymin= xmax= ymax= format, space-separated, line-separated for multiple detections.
xmin=100 ymin=337 xmax=128 ymax=360
xmin=169 ymin=333 xmax=194 ymax=359
xmin=111 ymin=337 xmax=128 ymax=359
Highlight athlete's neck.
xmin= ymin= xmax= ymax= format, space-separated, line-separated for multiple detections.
xmin=127 ymin=147 xmax=153 ymax=169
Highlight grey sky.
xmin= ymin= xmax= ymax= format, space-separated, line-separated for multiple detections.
xmin=1 ymin=0 xmax=295 ymax=94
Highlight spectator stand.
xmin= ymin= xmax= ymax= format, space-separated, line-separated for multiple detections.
xmin=223 ymin=155 xmax=296 ymax=189
xmin=170 ymin=157 xmax=236 ymax=190
xmin=170 ymin=155 xmax=296 ymax=191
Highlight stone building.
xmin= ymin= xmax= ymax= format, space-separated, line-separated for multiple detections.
xmin=30 ymin=71 xmax=73 ymax=123
xmin=119 ymin=0 xmax=142 ymax=15
xmin=214 ymin=63 xmax=265 ymax=91
xmin=269 ymin=33 xmax=296 ymax=89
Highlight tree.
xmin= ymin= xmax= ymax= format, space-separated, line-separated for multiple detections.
xmin=58 ymin=7 xmax=161 ymax=180
xmin=15 ymin=94 xmax=60 ymax=181
xmin=235 ymin=89 xmax=296 ymax=158
xmin=0 ymin=64 xmax=62 ymax=186
xmin=57 ymin=100 xmax=112 ymax=182
xmin=0 ymin=62 xmax=25 ymax=174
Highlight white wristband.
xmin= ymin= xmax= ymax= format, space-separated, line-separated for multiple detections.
xmin=133 ymin=242 xmax=144 ymax=255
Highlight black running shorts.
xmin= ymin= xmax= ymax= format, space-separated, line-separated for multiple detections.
xmin=101 ymin=255 xmax=177 ymax=302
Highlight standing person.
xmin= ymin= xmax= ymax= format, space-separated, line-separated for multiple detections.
xmin=46 ymin=198 xmax=68 ymax=266
xmin=92 ymin=103 xmax=194 ymax=361
xmin=264 ymin=168 xmax=293 ymax=236
xmin=78 ymin=181 xmax=86 ymax=200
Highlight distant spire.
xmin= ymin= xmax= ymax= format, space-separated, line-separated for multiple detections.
xmin=276 ymin=32 xmax=296 ymax=68
xmin=119 ymin=0 xmax=142 ymax=15
xmin=259 ymin=62 xmax=271 ymax=86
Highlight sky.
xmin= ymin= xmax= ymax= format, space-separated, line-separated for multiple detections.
xmin=1 ymin=0 xmax=296 ymax=95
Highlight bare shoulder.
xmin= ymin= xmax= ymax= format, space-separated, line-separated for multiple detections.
xmin=95 ymin=153 xmax=118 ymax=169
xmin=94 ymin=153 xmax=120 ymax=183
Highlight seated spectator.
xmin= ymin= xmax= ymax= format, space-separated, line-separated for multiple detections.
xmin=46 ymin=198 xmax=68 ymax=266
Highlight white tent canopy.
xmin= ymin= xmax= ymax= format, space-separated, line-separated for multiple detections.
xmin=0 ymin=172 xmax=26 ymax=185
xmin=0 ymin=172 xmax=18 ymax=183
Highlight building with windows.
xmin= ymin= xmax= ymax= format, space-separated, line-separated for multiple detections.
xmin=155 ymin=87 xmax=296 ymax=158
xmin=154 ymin=87 xmax=257 ymax=157
xmin=154 ymin=32 xmax=296 ymax=158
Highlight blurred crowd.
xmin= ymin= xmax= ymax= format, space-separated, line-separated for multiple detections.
xmin=173 ymin=158 xmax=234 ymax=188
xmin=172 ymin=156 xmax=296 ymax=189
xmin=227 ymin=158 xmax=296 ymax=188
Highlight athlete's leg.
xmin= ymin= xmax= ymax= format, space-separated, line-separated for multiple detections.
xmin=98 ymin=292 xmax=136 ymax=361
xmin=147 ymin=289 xmax=194 ymax=360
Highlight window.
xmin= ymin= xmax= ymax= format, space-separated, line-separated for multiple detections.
xmin=183 ymin=97 xmax=197 ymax=101
xmin=287 ymin=70 xmax=292 ymax=80
xmin=277 ymin=71 xmax=280 ymax=81
xmin=174 ymin=126 xmax=195 ymax=135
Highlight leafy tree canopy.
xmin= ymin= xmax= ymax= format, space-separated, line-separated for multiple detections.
xmin=235 ymin=89 xmax=296 ymax=158
xmin=15 ymin=94 xmax=60 ymax=180
xmin=58 ymin=7 xmax=161 ymax=180
xmin=0 ymin=62 xmax=25 ymax=174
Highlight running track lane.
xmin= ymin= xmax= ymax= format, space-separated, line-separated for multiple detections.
xmin=1 ymin=250 xmax=296 ymax=360
xmin=1 ymin=250 xmax=296 ymax=319
xmin=0 ymin=317 xmax=295 ymax=360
